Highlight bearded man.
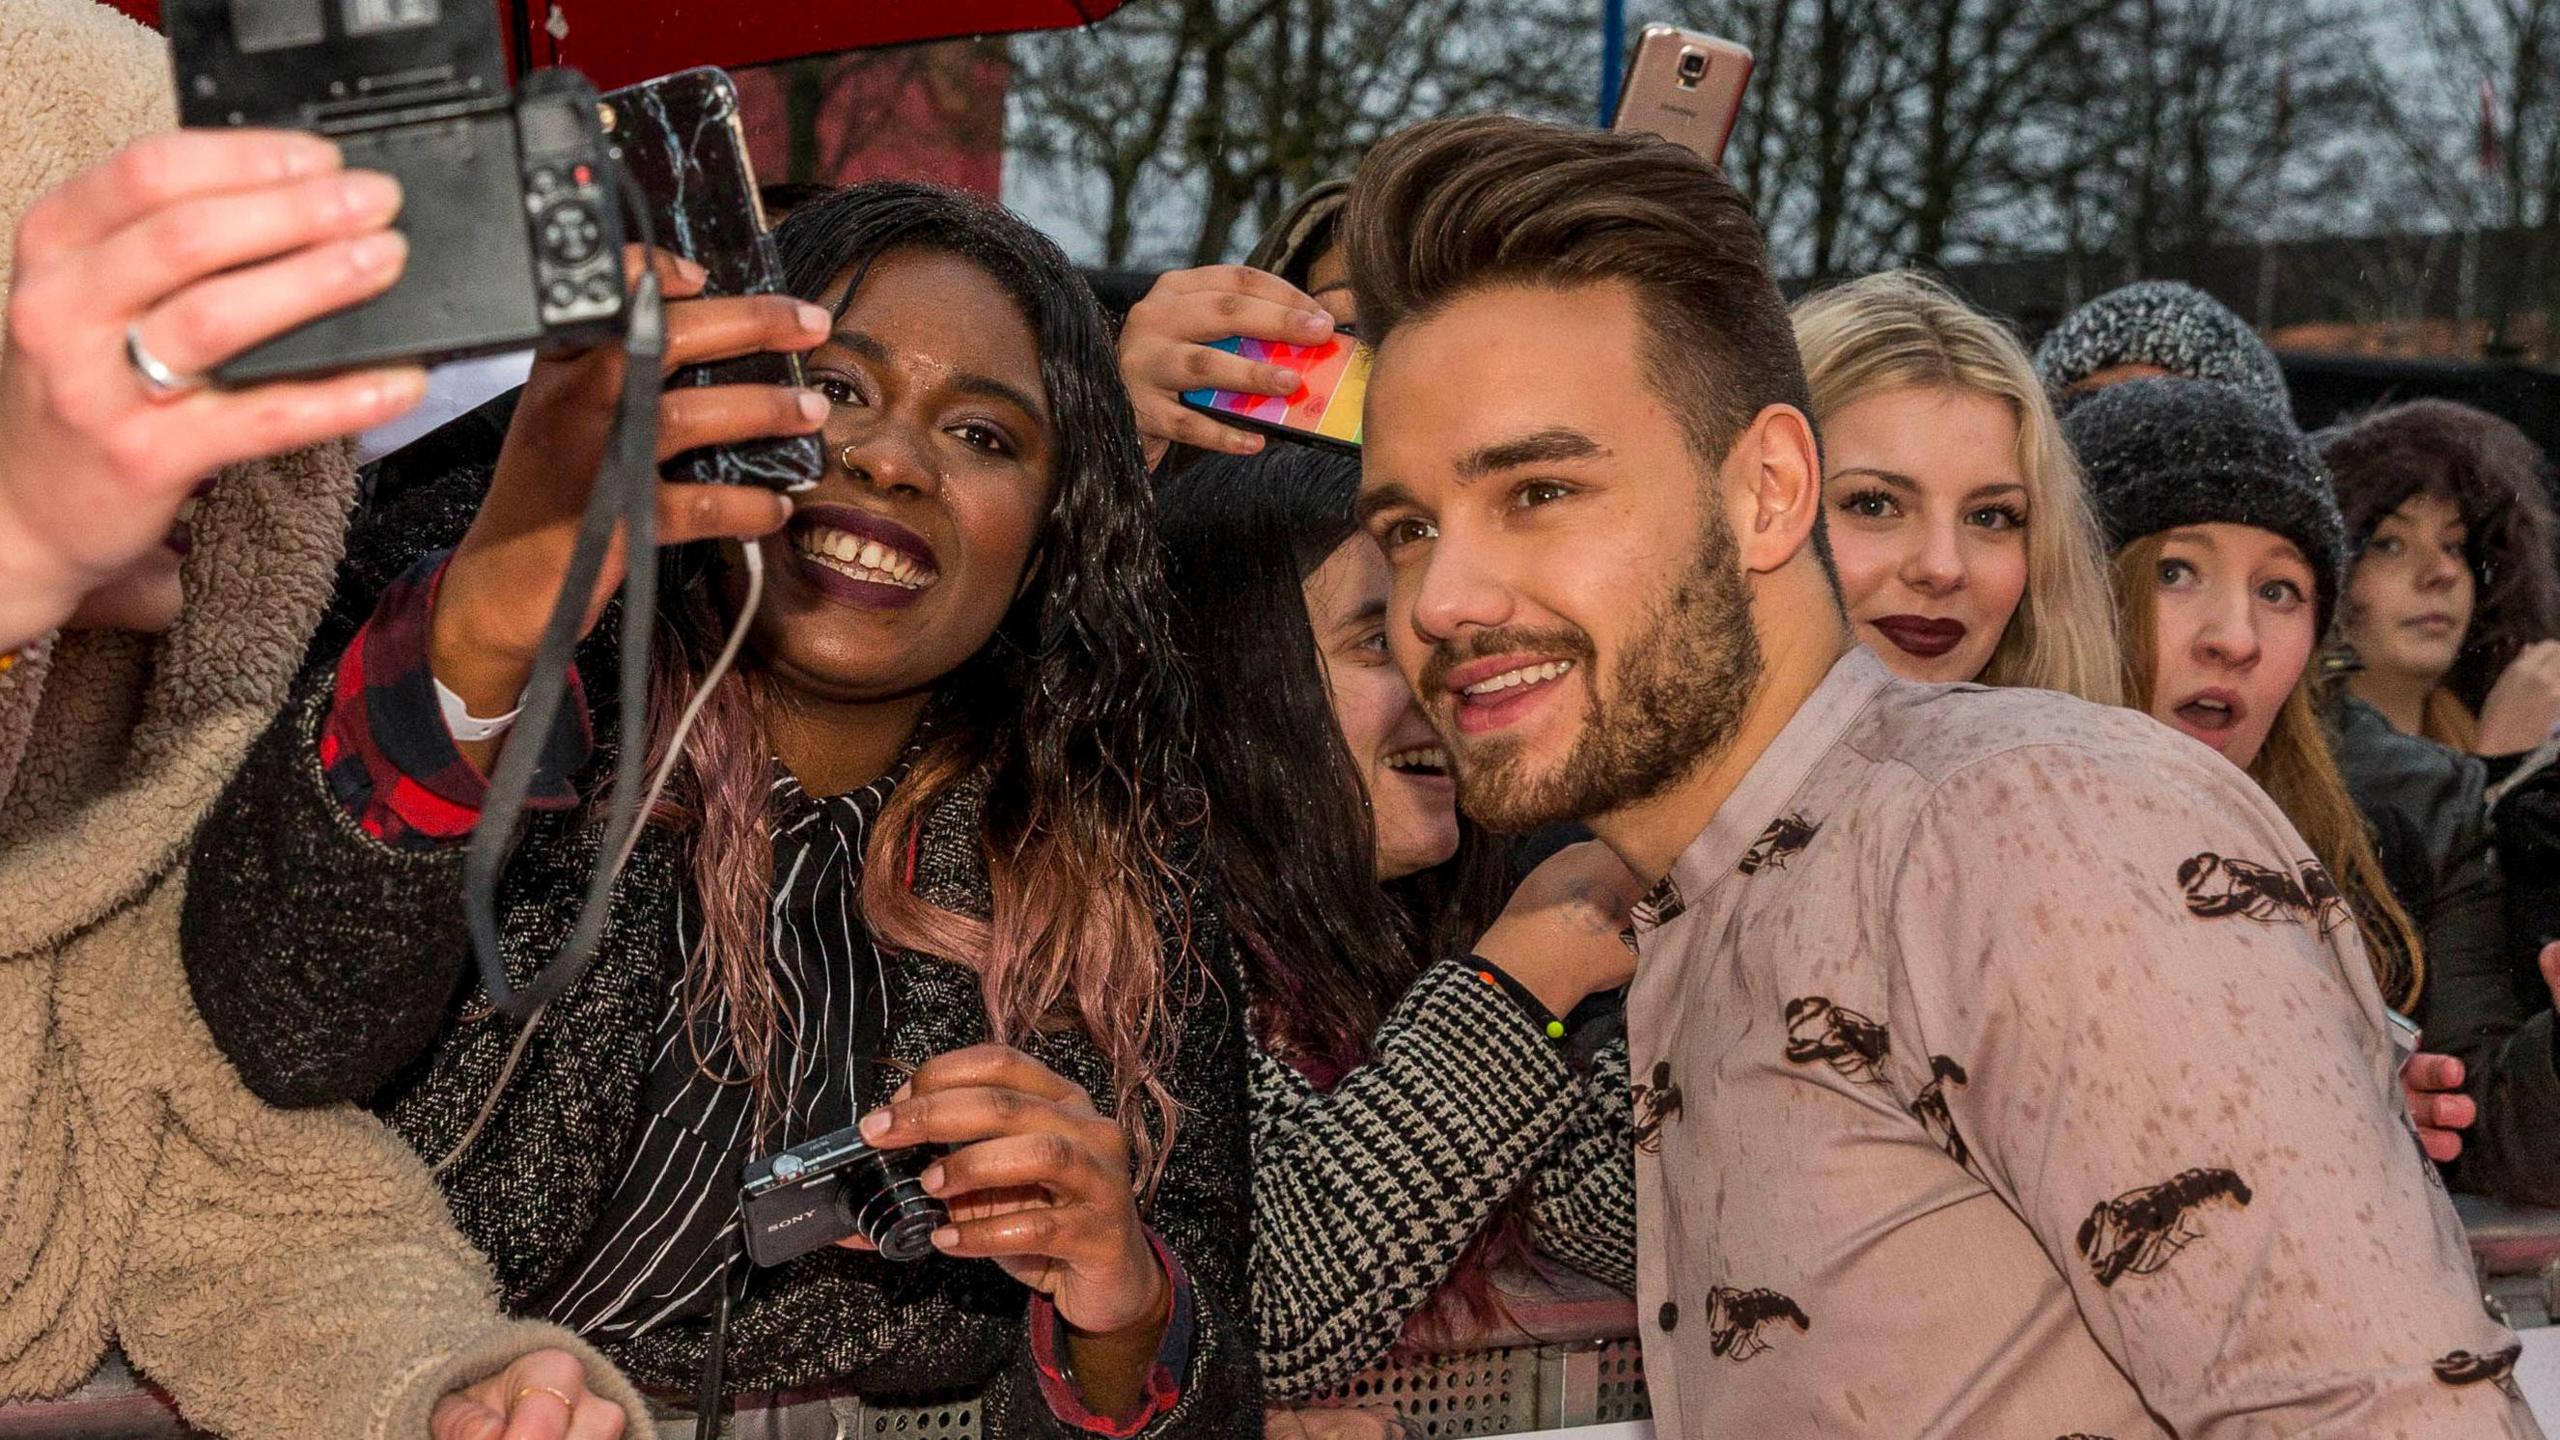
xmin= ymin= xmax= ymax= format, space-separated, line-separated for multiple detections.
xmin=1342 ymin=113 xmax=2539 ymax=1439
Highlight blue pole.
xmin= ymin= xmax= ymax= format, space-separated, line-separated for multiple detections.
xmin=1599 ymin=0 xmax=1627 ymax=126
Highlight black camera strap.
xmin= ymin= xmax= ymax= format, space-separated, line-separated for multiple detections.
xmin=462 ymin=242 xmax=667 ymax=1024
xmin=695 ymin=1237 xmax=749 ymax=1436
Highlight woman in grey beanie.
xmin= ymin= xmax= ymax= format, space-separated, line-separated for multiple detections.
xmin=2065 ymin=377 xmax=2560 ymax=1188
xmin=2035 ymin=279 xmax=2293 ymax=421
xmin=2066 ymin=377 xmax=2423 ymax=1009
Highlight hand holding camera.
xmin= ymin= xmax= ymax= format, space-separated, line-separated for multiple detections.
xmin=849 ymin=1045 xmax=1171 ymax=1340
xmin=426 ymin=250 xmax=825 ymax=757
xmin=0 ymin=127 xmax=423 ymax=648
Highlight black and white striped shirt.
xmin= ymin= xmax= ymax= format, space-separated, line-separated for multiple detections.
xmin=534 ymin=763 xmax=901 ymax=1340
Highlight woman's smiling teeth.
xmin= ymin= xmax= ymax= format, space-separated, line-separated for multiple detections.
xmin=1383 ymin=745 xmax=1451 ymax=776
xmin=795 ymin=527 xmax=936 ymax=590
xmin=1462 ymin=660 xmax=1574 ymax=696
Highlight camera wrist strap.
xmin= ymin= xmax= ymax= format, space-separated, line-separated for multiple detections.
xmin=462 ymin=269 xmax=667 ymax=1024
xmin=695 ymin=1239 xmax=748 ymax=1435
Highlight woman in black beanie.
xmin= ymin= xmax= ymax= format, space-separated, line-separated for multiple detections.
xmin=2064 ymin=383 xmax=2441 ymax=1011
xmin=2061 ymin=378 xmax=2560 ymax=1203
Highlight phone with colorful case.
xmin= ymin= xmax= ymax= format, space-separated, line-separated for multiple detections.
xmin=1180 ymin=333 xmax=1372 ymax=454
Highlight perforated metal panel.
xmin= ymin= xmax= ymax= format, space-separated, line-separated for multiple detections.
xmin=1305 ymin=1344 xmax=1542 ymax=1439
xmin=848 ymin=1398 xmax=981 ymax=1440
xmin=1587 ymin=1340 xmax=1650 ymax=1425
xmin=660 ymin=1342 xmax=1646 ymax=1440
xmin=658 ymin=1394 xmax=981 ymax=1440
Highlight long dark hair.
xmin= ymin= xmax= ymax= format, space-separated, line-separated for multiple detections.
xmin=1159 ymin=441 xmax=1518 ymax=1328
xmin=1157 ymin=443 xmax=1508 ymax=1073
xmin=643 ymin=182 xmax=1203 ymax=1181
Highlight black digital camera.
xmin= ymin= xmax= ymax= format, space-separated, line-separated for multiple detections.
xmin=740 ymin=1127 xmax=949 ymax=1267
xmin=165 ymin=0 xmax=626 ymax=384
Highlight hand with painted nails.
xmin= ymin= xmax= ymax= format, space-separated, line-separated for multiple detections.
xmin=0 ymin=128 xmax=426 ymax=647
xmin=846 ymin=1044 xmax=1168 ymax=1345
xmin=428 ymin=246 xmax=827 ymax=767
xmin=1117 ymin=264 xmax=1336 ymax=470
xmin=2401 ymin=1051 xmax=2473 ymax=1163
xmin=429 ymin=1347 xmax=626 ymax=1440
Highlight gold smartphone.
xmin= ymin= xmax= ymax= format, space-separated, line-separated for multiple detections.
xmin=1610 ymin=25 xmax=1753 ymax=166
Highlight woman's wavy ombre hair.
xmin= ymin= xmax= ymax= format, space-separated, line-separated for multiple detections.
xmin=643 ymin=183 xmax=1204 ymax=1185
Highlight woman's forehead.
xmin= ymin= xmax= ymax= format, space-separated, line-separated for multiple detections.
xmin=2162 ymin=523 xmax=2310 ymax=571
xmin=823 ymin=250 xmax=1044 ymax=386
xmin=2387 ymin=488 xmax=2467 ymax=526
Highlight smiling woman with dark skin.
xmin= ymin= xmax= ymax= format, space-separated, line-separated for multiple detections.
xmin=180 ymin=182 xmax=1254 ymax=1439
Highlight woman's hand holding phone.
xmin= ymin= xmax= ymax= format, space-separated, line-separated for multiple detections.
xmin=1118 ymin=264 xmax=1334 ymax=469
xmin=427 ymin=248 xmax=826 ymax=767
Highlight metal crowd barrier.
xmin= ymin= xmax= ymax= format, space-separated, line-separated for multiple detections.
xmin=31 ymin=1203 xmax=2560 ymax=1440
xmin=648 ymin=1269 xmax=1648 ymax=1440
xmin=2459 ymin=1193 xmax=2560 ymax=1330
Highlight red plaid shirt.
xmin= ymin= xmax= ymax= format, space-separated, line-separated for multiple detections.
xmin=319 ymin=552 xmax=591 ymax=846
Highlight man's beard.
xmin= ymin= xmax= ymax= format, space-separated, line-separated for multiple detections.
xmin=1430 ymin=514 xmax=1764 ymax=834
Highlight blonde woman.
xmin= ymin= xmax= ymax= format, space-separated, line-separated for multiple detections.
xmin=1791 ymin=270 xmax=2123 ymax=702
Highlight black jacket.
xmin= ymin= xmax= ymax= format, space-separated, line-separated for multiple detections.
xmin=2332 ymin=696 xmax=2557 ymax=1205
xmin=178 ymin=467 xmax=1258 ymax=1435
xmin=2495 ymin=759 xmax=2560 ymax=1011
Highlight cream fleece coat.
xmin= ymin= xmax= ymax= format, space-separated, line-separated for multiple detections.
xmin=0 ymin=4 xmax=654 ymax=1435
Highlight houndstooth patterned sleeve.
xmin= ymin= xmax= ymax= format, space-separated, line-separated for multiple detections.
xmin=1248 ymin=958 xmax=1584 ymax=1398
xmin=1525 ymin=1033 xmax=1636 ymax=1294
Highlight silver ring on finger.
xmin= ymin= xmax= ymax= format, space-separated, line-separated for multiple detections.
xmin=125 ymin=321 xmax=204 ymax=402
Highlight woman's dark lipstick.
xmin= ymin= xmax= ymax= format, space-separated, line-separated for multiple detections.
xmin=1869 ymin=614 xmax=1967 ymax=659
xmin=788 ymin=504 xmax=939 ymax=612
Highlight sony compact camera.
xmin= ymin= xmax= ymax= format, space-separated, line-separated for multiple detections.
xmin=165 ymin=0 xmax=626 ymax=384
xmin=740 ymin=1126 xmax=950 ymax=1267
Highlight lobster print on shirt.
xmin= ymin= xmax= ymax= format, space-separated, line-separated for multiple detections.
xmin=1738 ymin=813 xmax=1819 ymax=875
xmin=1910 ymin=1054 xmax=1975 ymax=1173
xmin=1631 ymin=1059 xmax=1682 ymax=1156
xmin=2435 ymin=1344 xmax=2525 ymax=1401
xmin=1705 ymin=1286 xmax=1809 ymax=1361
xmin=2075 ymin=1168 xmax=2254 ymax=1287
xmin=1782 ymin=997 xmax=1890 ymax=1084
xmin=2176 ymin=853 xmax=2351 ymax=937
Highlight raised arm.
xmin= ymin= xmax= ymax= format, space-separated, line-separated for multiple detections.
xmin=1525 ymin=1031 xmax=1636 ymax=1294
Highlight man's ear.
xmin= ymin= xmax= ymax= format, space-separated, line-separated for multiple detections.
xmin=1728 ymin=404 xmax=1823 ymax=576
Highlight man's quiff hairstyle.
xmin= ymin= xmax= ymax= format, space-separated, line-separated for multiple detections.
xmin=1341 ymin=114 xmax=1816 ymax=475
